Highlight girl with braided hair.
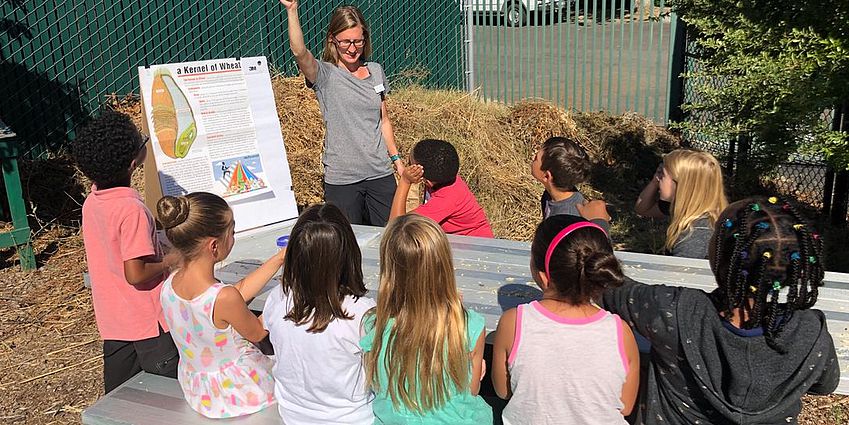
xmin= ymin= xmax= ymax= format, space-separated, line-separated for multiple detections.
xmin=603 ymin=196 xmax=839 ymax=424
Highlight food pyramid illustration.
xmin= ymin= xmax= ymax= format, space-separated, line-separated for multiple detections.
xmin=222 ymin=161 xmax=267 ymax=196
xmin=151 ymin=68 xmax=197 ymax=158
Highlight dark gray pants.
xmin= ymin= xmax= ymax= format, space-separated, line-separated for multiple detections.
xmin=103 ymin=326 xmax=178 ymax=393
xmin=324 ymin=174 xmax=396 ymax=226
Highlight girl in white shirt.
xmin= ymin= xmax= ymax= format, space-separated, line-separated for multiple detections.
xmin=263 ymin=203 xmax=375 ymax=424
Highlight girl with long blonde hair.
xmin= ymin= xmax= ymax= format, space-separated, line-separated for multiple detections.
xmin=635 ymin=149 xmax=728 ymax=258
xmin=360 ymin=215 xmax=492 ymax=423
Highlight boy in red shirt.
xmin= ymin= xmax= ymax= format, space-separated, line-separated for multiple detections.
xmin=389 ymin=139 xmax=493 ymax=238
xmin=71 ymin=110 xmax=178 ymax=393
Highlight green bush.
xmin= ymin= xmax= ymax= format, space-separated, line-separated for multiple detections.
xmin=672 ymin=0 xmax=849 ymax=174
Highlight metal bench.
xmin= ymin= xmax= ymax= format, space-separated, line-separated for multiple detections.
xmin=82 ymin=220 xmax=849 ymax=424
xmin=82 ymin=372 xmax=281 ymax=424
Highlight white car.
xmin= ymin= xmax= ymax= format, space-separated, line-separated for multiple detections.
xmin=466 ymin=0 xmax=569 ymax=27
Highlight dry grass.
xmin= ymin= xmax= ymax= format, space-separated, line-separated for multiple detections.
xmin=0 ymin=77 xmax=844 ymax=423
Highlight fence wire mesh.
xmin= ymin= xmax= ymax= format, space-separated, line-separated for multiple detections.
xmin=1 ymin=0 xmax=465 ymax=157
xmin=680 ymin=30 xmax=834 ymax=211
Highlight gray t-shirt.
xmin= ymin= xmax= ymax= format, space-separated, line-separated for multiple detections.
xmin=310 ymin=60 xmax=393 ymax=185
xmin=670 ymin=216 xmax=713 ymax=259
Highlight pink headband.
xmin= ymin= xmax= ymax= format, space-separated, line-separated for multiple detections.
xmin=544 ymin=221 xmax=607 ymax=276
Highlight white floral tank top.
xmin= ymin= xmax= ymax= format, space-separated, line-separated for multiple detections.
xmin=161 ymin=276 xmax=275 ymax=418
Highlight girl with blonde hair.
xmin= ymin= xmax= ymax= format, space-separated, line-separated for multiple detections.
xmin=277 ymin=0 xmax=404 ymax=226
xmin=360 ymin=214 xmax=492 ymax=423
xmin=635 ymin=149 xmax=728 ymax=258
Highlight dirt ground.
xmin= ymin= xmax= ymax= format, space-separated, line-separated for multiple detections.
xmin=0 ymin=82 xmax=846 ymax=423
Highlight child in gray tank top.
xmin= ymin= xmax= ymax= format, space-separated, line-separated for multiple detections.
xmin=532 ymin=137 xmax=610 ymax=233
xmin=491 ymin=215 xmax=640 ymax=425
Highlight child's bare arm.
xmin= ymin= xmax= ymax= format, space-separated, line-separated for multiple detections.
xmin=619 ymin=322 xmax=640 ymax=416
xmin=469 ymin=329 xmax=487 ymax=396
xmin=635 ymin=164 xmax=666 ymax=218
xmin=389 ymin=164 xmax=423 ymax=219
xmin=232 ymin=249 xmax=286 ymax=301
xmin=492 ymin=308 xmax=517 ymax=399
xmin=213 ymin=285 xmax=268 ymax=343
xmin=123 ymin=257 xmax=169 ymax=286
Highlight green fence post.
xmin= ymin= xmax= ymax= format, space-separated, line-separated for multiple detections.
xmin=0 ymin=120 xmax=36 ymax=271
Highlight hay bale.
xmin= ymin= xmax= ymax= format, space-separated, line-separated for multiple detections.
xmin=271 ymin=76 xmax=325 ymax=207
xmin=102 ymin=77 xmax=679 ymax=245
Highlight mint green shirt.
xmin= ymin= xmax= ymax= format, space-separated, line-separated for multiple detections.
xmin=359 ymin=310 xmax=493 ymax=424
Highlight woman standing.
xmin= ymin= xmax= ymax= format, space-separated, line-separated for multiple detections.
xmin=279 ymin=0 xmax=404 ymax=226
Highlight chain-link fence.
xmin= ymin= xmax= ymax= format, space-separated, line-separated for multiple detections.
xmin=1 ymin=0 xmax=466 ymax=158
xmin=679 ymin=28 xmax=837 ymax=213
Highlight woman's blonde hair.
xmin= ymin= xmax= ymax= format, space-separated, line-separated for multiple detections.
xmin=321 ymin=5 xmax=372 ymax=64
xmin=663 ymin=149 xmax=728 ymax=251
xmin=364 ymin=215 xmax=469 ymax=412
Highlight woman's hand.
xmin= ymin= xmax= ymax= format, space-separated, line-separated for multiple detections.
xmin=278 ymin=0 xmax=297 ymax=12
xmin=394 ymin=160 xmax=406 ymax=179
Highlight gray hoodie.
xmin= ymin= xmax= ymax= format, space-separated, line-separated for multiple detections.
xmin=603 ymin=278 xmax=840 ymax=424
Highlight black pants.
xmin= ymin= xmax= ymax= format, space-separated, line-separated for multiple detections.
xmin=103 ymin=326 xmax=179 ymax=393
xmin=324 ymin=174 xmax=396 ymax=226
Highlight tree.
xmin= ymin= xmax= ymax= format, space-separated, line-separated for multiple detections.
xmin=673 ymin=0 xmax=849 ymax=175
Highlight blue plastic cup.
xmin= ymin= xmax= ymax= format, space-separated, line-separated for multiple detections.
xmin=276 ymin=235 xmax=289 ymax=249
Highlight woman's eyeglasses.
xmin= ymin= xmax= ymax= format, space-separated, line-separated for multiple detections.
xmin=333 ymin=37 xmax=365 ymax=49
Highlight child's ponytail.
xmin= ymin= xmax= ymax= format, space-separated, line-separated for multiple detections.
xmin=531 ymin=215 xmax=625 ymax=304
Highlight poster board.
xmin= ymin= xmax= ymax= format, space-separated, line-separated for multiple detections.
xmin=138 ymin=57 xmax=298 ymax=232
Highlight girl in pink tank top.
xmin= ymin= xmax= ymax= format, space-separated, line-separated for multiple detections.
xmin=492 ymin=215 xmax=640 ymax=425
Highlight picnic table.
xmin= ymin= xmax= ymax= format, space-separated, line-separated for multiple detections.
xmin=219 ymin=220 xmax=849 ymax=395
xmin=83 ymin=219 xmax=849 ymax=424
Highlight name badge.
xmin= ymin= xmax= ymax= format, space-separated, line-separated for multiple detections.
xmin=374 ymin=84 xmax=385 ymax=94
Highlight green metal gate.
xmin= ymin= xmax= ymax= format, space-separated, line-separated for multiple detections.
xmin=467 ymin=0 xmax=678 ymax=124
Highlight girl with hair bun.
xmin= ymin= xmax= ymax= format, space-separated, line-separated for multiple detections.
xmin=157 ymin=192 xmax=283 ymax=418
xmin=603 ymin=197 xmax=839 ymax=424
xmin=492 ymin=215 xmax=640 ymax=424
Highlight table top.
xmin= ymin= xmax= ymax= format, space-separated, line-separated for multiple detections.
xmin=216 ymin=219 xmax=849 ymax=395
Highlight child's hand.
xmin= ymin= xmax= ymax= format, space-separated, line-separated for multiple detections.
xmin=272 ymin=247 xmax=287 ymax=267
xmin=162 ymin=251 xmax=181 ymax=271
xmin=401 ymin=164 xmax=424 ymax=185
xmin=577 ymin=200 xmax=611 ymax=222
xmin=654 ymin=163 xmax=664 ymax=182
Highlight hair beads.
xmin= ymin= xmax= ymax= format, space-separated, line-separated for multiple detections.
xmin=713 ymin=197 xmax=825 ymax=353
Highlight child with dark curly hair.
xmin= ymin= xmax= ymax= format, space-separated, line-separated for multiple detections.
xmin=492 ymin=215 xmax=639 ymax=424
xmin=602 ymin=197 xmax=840 ymax=424
xmin=389 ymin=139 xmax=493 ymax=237
xmin=71 ymin=110 xmax=178 ymax=393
